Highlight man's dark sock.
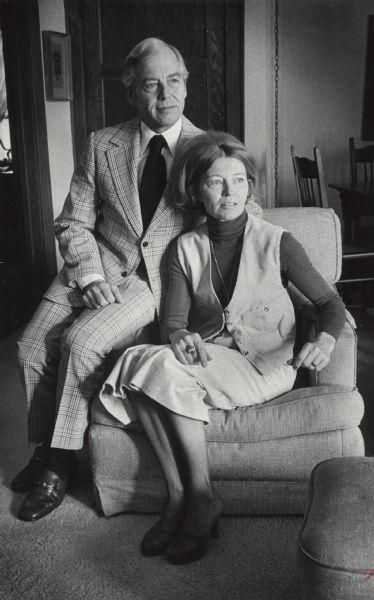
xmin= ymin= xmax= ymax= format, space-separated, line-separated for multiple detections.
xmin=47 ymin=449 xmax=74 ymax=478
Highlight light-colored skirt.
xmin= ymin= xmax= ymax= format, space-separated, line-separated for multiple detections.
xmin=100 ymin=343 xmax=296 ymax=425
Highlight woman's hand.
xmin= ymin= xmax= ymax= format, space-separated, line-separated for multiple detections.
xmin=291 ymin=331 xmax=335 ymax=372
xmin=169 ymin=329 xmax=212 ymax=368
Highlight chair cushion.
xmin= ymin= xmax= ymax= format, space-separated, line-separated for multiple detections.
xmin=206 ymin=385 xmax=363 ymax=443
xmin=91 ymin=384 xmax=364 ymax=443
xmin=299 ymin=457 xmax=374 ymax=599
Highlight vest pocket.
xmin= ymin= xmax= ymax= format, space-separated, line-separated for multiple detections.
xmin=240 ymin=293 xmax=293 ymax=333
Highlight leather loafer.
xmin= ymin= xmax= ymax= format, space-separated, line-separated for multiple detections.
xmin=11 ymin=444 xmax=50 ymax=493
xmin=17 ymin=469 xmax=68 ymax=521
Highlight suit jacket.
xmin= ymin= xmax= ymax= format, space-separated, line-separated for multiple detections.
xmin=44 ymin=116 xmax=203 ymax=318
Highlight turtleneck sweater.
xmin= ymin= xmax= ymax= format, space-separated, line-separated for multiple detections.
xmin=161 ymin=213 xmax=346 ymax=344
xmin=207 ymin=212 xmax=247 ymax=306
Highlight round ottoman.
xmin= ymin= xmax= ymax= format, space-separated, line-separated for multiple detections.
xmin=299 ymin=457 xmax=374 ymax=599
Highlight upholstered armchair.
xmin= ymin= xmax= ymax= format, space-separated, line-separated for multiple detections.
xmin=89 ymin=207 xmax=365 ymax=517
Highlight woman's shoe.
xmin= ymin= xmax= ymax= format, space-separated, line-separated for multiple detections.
xmin=166 ymin=515 xmax=221 ymax=565
xmin=140 ymin=517 xmax=179 ymax=557
xmin=166 ymin=491 xmax=223 ymax=565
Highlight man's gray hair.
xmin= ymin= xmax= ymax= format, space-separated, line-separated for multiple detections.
xmin=122 ymin=38 xmax=189 ymax=95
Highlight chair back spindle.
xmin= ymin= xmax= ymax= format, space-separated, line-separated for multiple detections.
xmin=349 ymin=137 xmax=374 ymax=187
xmin=291 ymin=145 xmax=328 ymax=208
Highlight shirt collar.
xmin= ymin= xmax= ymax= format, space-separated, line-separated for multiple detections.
xmin=139 ymin=118 xmax=183 ymax=157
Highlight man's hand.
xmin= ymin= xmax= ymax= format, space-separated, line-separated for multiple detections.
xmin=169 ymin=329 xmax=212 ymax=368
xmin=290 ymin=331 xmax=335 ymax=372
xmin=82 ymin=280 xmax=123 ymax=309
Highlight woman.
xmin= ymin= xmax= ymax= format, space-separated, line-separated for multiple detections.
xmin=101 ymin=131 xmax=345 ymax=565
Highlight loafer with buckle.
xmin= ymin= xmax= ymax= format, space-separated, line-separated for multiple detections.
xmin=11 ymin=444 xmax=50 ymax=493
xmin=17 ymin=469 xmax=68 ymax=521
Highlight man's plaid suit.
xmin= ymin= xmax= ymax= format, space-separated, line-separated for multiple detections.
xmin=17 ymin=116 xmax=202 ymax=450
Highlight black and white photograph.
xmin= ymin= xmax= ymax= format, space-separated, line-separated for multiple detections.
xmin=0 ymin=1 xmax=374 ymax=599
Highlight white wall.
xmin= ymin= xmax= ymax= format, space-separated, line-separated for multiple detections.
xmin=38 ymin=0 xmax=74 ymax=268
xmin=244 ymin=0 xmax=374 ymax=212
xmin=39 ymin=0 xmax=374 ymax=218
xmin=244 ymin=0 xmax=274 ymax=208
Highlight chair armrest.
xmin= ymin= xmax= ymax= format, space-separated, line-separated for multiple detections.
xmin=298 ymin=313 xmax=357 ymax=388
xmin=318 ymin=312 xmax=357 ymax=388
xmin=293 ymin=296 xmax=357 ymax=388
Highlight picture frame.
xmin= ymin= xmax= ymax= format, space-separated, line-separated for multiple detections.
xmin=42 ymin=31 xmax=73 ymax=101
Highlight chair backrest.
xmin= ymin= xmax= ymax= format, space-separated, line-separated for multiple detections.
xmin=263 ymin=207 xmax=342 ymax=285
xmin=290 ymin=145 xmax=329 ymax=208
xmin=349 ymin=137 xmax=374 ymax=186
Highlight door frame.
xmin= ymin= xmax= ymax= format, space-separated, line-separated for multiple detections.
xmin=1 ymin=0 xmax=57 ymax=316
xmin=65 ymin=0 xmax=244 ymax=164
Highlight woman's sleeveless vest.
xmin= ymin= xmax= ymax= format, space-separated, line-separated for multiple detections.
xmin=176 ymin=216 xmax=296 ymax=375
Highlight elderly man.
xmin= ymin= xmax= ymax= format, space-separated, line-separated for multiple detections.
xmin=13 ymin=38 xmax=202 ymax=521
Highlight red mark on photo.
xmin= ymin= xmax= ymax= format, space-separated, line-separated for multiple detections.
xmin=357 ymin=568 xmax=374 ymax=582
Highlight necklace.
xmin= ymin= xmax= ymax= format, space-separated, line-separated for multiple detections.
xmin=209 ymin=238 xmax=242 ymax=306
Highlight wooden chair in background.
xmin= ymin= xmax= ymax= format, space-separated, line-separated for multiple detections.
xmin=336 ymin=138 xmax=374 ymax=307
xmin=349 ymin=137 xmax=374 ymax=187
xmin=291 ymin=145 xmax=329 ymax=208
xmin=345 ymin=137 xmax=374 ymax=243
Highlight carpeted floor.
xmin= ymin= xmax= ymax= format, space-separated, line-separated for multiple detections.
xmin=1 ymin=309 xmax=373 ymax=600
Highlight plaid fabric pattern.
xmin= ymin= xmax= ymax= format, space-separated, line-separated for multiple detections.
xmin=19 ymin=117 xmax=202 ymax=449
xmin=17 ymin=300 xmax=81 ymax=444
xmin=46 ymin=116 xmax=203 ymax=312
xmin=18 ymin=276 xmax=156 ymax=449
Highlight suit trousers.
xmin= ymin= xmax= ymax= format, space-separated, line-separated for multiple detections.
xmin=17 ymin=275 xmax=157 ymax=450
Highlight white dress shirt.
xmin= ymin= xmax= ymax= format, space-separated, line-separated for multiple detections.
xmin=137 ymin=117 xmax=182 ymax=183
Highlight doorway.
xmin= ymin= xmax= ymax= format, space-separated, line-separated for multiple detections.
xmin=0 ymin=0 xmax=56 ymax=338
xmin=66 ymin=0 xmax=244 ymax=161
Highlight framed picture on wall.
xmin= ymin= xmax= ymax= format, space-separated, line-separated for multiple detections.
xmin=42 ymin=31 xmax=73 ymax=101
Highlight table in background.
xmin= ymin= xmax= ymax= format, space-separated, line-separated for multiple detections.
xmin=329 ymin=182 xmax=374 ymax=308
xmin=329 ymin=182 xmax=374 ymax=242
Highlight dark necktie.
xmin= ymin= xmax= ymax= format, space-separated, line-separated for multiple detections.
xmin=139 ymin=135 xmax=167 ymax=230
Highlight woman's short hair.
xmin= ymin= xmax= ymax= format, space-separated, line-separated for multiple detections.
xmin=122 ymin=38 xmax=189 ymax=97
xmin=171 ymin=131 xmax=257 ymax=211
